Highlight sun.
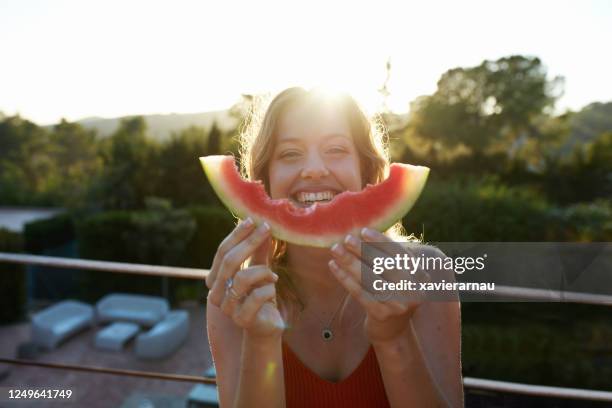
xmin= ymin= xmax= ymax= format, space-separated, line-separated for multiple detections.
xmin=273 ymin=81 xmax=385 ymax=118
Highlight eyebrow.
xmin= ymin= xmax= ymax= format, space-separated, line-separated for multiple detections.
xmin=276 ymin=133 xmax=351 ymax=144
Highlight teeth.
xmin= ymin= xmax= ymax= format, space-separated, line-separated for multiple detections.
xmin=296 ymin=191 xmax=336 ymax=203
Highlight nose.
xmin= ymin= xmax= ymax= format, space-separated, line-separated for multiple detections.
xmin=300 ymin=152 xmax=330 ymax=179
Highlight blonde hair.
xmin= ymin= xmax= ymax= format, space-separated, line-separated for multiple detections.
xmin=238 ymin=87 xmax=409 ymax=320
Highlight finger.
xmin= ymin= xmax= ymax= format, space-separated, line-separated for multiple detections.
xmin=209 ymin=223 xmax=271 ymax=306
xmin=220 ymin=266 xmax=276 ymax=317
xmin=329 ymin=260 xmax=401 ymax=321
xmin=331 ymin=242 xmax=399 ymax=295
xmin=360 ymin=227 xmax=393 ymax=244
xmin=233 ymin=283 xmax=277 ymax=328
xmin=207 ymin=217 xmax=255 ymax=289
xmin=220 ymin=286 xmax=242 ymax=318
xmin=330 ymin=254 xmax=405 ymax=318
xmin=328 ymin=259 xmax=378 ymax=308
xmin=360 ymin=227 xmax=409 ymax=258
xmin=221 ymin=223 xmax=271 ymax=274
xmin=249 ymin=233 xmax=272 ymax=267
xmin=358 ymin=229 xmax=424 ymax=283
xmin=233 ymin=266 xmax=278 ymax=296
xmin=331 ymin=242 xmax=365 ymax=286
xmin=342 ymin=234 xmax=393 ymax=279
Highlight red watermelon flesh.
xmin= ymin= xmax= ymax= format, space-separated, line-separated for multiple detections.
xmin=200 ymin=155 xmax=429 ymax=248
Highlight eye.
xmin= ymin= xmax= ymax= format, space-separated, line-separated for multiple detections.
xmin=326 ymin=146 xmax=348 ymax=154
xmin=279 ymin=150 xmax=301 ymax=159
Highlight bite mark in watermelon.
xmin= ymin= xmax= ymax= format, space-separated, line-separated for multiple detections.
xmin=200 ymin=155 xmax=429 ymax=248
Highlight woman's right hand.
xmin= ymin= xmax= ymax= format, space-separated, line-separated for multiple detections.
xmin=207 ymin=218 xmax=285 ymax=339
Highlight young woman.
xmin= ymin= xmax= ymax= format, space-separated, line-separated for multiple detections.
xmin=206 ymin=87 xmax=463 ymax=407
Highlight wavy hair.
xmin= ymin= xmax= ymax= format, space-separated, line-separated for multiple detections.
xmin=238 ymin=87 xmax=408 ymax=322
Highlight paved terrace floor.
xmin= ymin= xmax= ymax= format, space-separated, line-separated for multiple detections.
xmin=0 ymin=301 xmax=213 ymax=408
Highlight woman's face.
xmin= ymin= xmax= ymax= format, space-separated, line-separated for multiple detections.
xmin=268 ymin=102 xmax=362 ymax=206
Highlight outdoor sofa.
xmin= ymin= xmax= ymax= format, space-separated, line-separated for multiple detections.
xmin=96 ymin=293 xmax=169 ymax=327
xmin=135 ymin=310 xmax=189 ymax=359
xmin=31 ymin=300 xmax=94 ymax=350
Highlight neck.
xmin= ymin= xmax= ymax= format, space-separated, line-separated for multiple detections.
xmin=285 ymin=244 xmax=346 ymax=307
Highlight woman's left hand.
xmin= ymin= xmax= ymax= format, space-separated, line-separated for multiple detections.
xmin=329 ymin=227 xmax=430 ymax=344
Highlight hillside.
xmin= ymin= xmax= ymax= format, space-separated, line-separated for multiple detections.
xmin=569 ymin=101 xmax=612 ymax=143
xmin=76 ymin=110 xmax=238 ymax=140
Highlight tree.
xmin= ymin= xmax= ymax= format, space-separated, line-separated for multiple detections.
xmin=569 ymin=102 xmax=612 ymax=144
xmin=484 ymin=56 xmax=562 ymax=135
xmin=542 ymin=131 xmax=612 ymax=203
xmin=155 ymin=126 xmax=217 ymax=206
xmin=410 ymin=56 xmax=563 ymax=160
xmin=49 ymin=119 xmax=102 ymax=207
xmin=207 ymin=121 xmax=221 ymax=154
xmin=0 ymin=116 xmax=58 ymax=205
xmin=91 ymin=117 xmax=159 ymax=209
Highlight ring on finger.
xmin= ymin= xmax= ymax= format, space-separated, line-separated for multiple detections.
xmin=225 ymin=278 xmax=243 ymax=301
xmin=225 ymin=278 xmax=238 ymax=297
xmin=228 ymin=287 xmax=245 ymax=301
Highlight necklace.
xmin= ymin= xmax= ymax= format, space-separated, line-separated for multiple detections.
xmin=306 ymin=292 xmax=349 ymax=342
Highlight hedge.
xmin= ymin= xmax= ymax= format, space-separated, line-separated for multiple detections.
xmin=402 ymin=178 xmax=611 ymax=242
xmin=184 ymin=205 xmax=236 ymax=268
xmin=24 ymin=212 xmax=74 ymax=254
xmin=461 ymin=302 xmax=612 ymax=389
xmin=0 ymin=228 xmax=25 ymax=324
xmin=74 ymin=203 xmax=236 ymax=304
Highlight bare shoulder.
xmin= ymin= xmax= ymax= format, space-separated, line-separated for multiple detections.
xmin=206 ymin=296 xmax=243 ymax=407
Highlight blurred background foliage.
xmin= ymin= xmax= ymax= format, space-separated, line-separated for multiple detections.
xmin=1 ymin=55 xmax=609 ymax=216
xmin=1 ymin=54 xmax=611 ymax=389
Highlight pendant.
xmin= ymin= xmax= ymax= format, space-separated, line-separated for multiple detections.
xmin=322 ymin=328 xmax=333 ymax=341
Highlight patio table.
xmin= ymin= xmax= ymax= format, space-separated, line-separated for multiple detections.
xmin=95 ymin=322 xmax=140 ymax=351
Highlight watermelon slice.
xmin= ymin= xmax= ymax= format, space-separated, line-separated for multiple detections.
xmin=200 ymin=155 xmax=429 ymax=248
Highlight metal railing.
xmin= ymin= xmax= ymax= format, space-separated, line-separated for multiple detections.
xmin=0 ymin=358 xmax=216 ymax=385
xmin=1 ymin=252 xmax=612 ymax=402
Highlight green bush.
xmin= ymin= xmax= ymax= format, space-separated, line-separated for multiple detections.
xmin=74 ymin=201 xmax=233 ymax=304
xmin=75 ymin=210 xmax=149 ymax=301
xmin=185 ymin=205 xmax=236 ymax=268
xmin=0 ymin=228 xmax=25 ymax=324
xmin=172 ymin=205 xmax=236 ymax=304
xmin=405 ymin=180 xmax=612 ymax=389
xmin=76 ymin=211 xmax=137 ymax=261
xmin=402 ymin=178 xmax=610 ymax=242
xmin=557 ymin=200 xmax=612 ymax=241
xmin=24 ymin=212 xmax=74 ymax=253
xmin=462 ymin=303 xmax=612 ymax=389
xmin=403 ymin=178 xmax=557 ymax=242
xmin=75 ymin=199 xmax=196 ymax=303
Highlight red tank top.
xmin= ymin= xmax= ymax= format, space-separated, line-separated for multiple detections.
xmin=282 ymin=342 xmax=391 ymax=408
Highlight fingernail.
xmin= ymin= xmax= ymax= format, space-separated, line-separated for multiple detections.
xmin=331 ymin=243 xmax=345 ymax=256
xmin=328 ymin=260 xmax=343 ymax=275
xmin=361 ymin=228 xmax=377 ymax=240
xmin=344 ymin=235 xmax=358 ymax=247
xmin=257 ymin=223 xmax=269 ymax=234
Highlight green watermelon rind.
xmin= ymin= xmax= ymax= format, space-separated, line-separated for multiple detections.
xmin=200 ymin=155 xmax=429 ymax=248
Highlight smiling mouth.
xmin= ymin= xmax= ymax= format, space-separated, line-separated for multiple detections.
xmin=289 ymin=190 xmax=338 ymax=207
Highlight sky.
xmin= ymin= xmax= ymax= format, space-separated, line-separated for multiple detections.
xmin=1 ymin=0 xmax=611 ymax=125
